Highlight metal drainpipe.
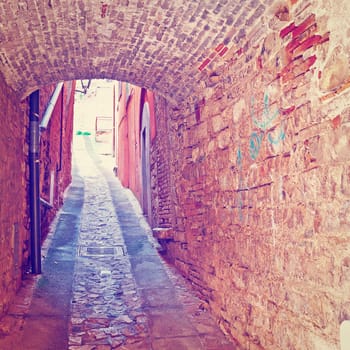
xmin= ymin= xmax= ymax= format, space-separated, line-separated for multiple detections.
xmin=40 ymin=82 xmax=64 ymax=130
xmin=29 ymin=90 xmax=42 ymax=274
xmin=39 ymin=82 xmax=64 ymax=206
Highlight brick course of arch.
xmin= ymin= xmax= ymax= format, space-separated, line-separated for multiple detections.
xmin=0 ymin=0 xmax=265 ymax=103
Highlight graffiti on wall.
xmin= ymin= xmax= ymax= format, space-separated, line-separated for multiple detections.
xmin=251 ymin=92 xmax=279 ymax=131
xmin=235 ymin=90 xmax=286 ymax=222
xmin=236 ymin=147 xmax=244 ymax=222
xmin=249 ymin=131 xmax=264 ymax=160
xmin=249 ymin=91 xmax=285 ymax=160
xmin=235 ymin=145 xmax=255 ymax=224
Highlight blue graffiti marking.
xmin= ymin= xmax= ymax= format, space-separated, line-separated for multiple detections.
xmin=268 ymin=125 xmax=285 ymax=145
xmin=250 ymin=92 xmax=279 ymax=131
xmin=238 ymin=197 xmax=243 ymax=222
xmin=232 ymin=89 xmax=288 ymax=223
xmin=237 ymin=147 xmax=243 ymax=166
xmin=267 ymin=120 xmax=286 ymax=145
xmin=236 ymin=147 xmax=244 ymax=222
xmin=249 ymin=132 xmax=263 ymax=160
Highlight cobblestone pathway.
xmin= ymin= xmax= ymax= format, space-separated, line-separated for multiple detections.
xmin=68 ymin=137 xmax=150 ymax=349
xmin=68 ymin=136 xmax=236 ymax=349
xmin=0 ymin=134 xmax=236 ymax=350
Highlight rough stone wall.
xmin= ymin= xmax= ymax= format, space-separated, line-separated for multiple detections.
xmin=39 ymin=81 xmax=75 ymax=240
xmin=154 ymin=1 xmax=350 ymax=349
xmin=150 ymin=95 xmax=175 ymax=230
xmin=0 ymin=76 xmax=30 ymax=315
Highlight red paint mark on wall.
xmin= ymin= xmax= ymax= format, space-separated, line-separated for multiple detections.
xmin=219 ymin=46 xmax=228 ymax=57
xmin=198 ymin=58 xmax=211 ymax=71
xmin=209 ymin=51 xmax=217 ymax=60
xmin=286 ymin=37 xmax=302 ymax=54
xmin=331 ymin=115 xmax=341 ymax=129
xmin=293 ymin=35 xmax=322 ymax=55
xmin=280 ymin=105 xmax=295 ymax=115
xmin=279 ymin=13 xmax=330 ymax=86
xmin=198 ymin=44 xmax=230 ymax=71
xmin=101 ymin=3 xmax=108 ymax=18
xmin=280 ymin=22 xmax=296 ymax=39
xmin=281 ymin=55 xmax=317 ymax=82
xmin=320 ymin=31 xmax=330 ymax=44
xmin=215 ymin=43 xmax=225 ymax=52
xmin=303 ymin=54 xmax=317 ymax=69
xmin=292 ymin=14 xmax=316 ymax=38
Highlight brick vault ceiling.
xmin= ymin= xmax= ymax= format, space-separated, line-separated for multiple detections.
xmin=0 ymin=0 xmax=269 ymax=103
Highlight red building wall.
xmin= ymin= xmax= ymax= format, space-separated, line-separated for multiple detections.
xmin=0 ymin=79 xmax=75 ymax=317
xmin=0 ymin=75 xmax=30 ymax=315
xmin=116 ymin=83 xmax=156 ymax=218
xmin=39 ymin=81 xmax=76 ymax=241
xmin=117 ymin=83 xmax=130 ymax=189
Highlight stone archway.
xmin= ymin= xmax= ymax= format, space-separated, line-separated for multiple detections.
xmin=0 ymin=1 xmax=265 ymax=103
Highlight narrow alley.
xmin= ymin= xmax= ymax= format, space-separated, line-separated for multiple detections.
xmin=1 ymin=2 xmax=350 ymax=349
xmin=0 ymin=130 xmax=235 ymax=350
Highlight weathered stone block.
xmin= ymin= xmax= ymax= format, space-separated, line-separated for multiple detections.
xmin=320 ymin=46 xmax=350 ymax=92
